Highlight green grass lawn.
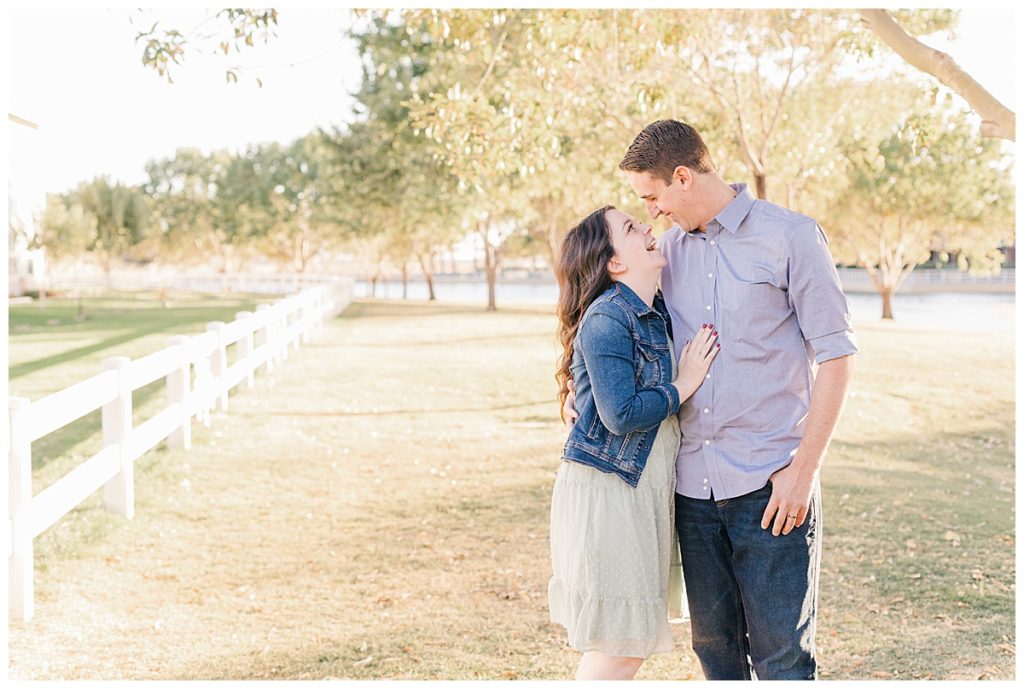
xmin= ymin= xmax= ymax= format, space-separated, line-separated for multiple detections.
xmin=9 ymin=291 xmax=277 ymax=495
xmin=6 ymin=295 xmax=1015 ymax=680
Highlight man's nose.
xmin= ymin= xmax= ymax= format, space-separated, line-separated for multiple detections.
xmin=645 ymin=200 xmax=662 ymax=219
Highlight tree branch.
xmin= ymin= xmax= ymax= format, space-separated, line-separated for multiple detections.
xmin=859 ymin=9 xmax=1015 ymax=140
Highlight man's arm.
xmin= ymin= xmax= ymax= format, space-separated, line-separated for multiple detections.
xmin=762 ymin=220 xmax=858 ymax=536
xmin=761 ymin=354 xmax=854 ymax=536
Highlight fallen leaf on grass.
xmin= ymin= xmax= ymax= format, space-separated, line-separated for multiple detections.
xmin=995 ymin=643 xmax=1015 ymax=655
xmin=352 ymin=656 xmax=374 ymax=668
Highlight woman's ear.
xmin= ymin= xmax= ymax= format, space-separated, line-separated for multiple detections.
xmin=607 ymin=255 xmax=626 ymax=276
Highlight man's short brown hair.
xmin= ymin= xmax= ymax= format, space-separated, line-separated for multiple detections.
xmin=619 ymin=119 xmax=716 ymax=183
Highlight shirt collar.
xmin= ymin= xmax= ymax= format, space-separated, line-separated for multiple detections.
xmin=677 ymin=182 xmax=756 ymax=240
xmin=714 ymin=183 xmax=756 ymax=234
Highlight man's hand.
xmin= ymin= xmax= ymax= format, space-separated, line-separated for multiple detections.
xmin=760 ymin=463 xmax=816 ymax=536
xmin=563 ymin=379 xmax=578 ymax=429
xmin=761 ymin=355 xmax=852 ymax=536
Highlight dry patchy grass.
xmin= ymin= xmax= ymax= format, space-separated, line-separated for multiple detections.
xmin=7 ymin=298 xmax=1015 ymax=680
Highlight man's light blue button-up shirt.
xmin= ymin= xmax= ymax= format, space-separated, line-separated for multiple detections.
xmin=659 ymin=183 xmax=858 ymax=500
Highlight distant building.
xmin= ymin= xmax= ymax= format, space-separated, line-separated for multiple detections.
xmin=8 ymin=113 xmax=47 ymax=296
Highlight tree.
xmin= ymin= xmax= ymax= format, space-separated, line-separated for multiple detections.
xmin=61 ymin=179 xmax=150 ymax=282
xmin=133 ymin=8 xmax=279 ymax=86
xmin=859 ymin=9 xmax=1015 ymax=141
xmin=144 ymin=148 xmax=264 ymax=276
xmin=252 ymin=134 xmax=348 ymax=273
xmin=346 ymin=13 xmax=467 ymax=302
xmin=829 ymin=105 xmax=1014 ymax=319
xmin=33 ymin=194 xmax=95 ymax=289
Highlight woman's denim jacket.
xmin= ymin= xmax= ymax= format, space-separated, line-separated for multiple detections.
xmin=562 ymin=282 xmax=681 ymax=487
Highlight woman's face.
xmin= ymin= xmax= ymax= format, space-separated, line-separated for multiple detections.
xmin=604 ymin=208 xmax=666 ymax=277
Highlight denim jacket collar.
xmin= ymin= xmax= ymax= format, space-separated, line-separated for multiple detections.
xmin=610 ymin=281 xmax=669 ymax=321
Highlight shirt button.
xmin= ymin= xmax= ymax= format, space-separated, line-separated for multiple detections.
xmin=707 ymin=272 xmax=713 ymax=278
xmin=703 ymin=408 xmax=710 ymax=414
xmin=705 ymin=305 xmax=712 ymax=311
xmin=710 ymin=240 xmax=717 ymax=246
xmin=703 ymin=486 xmax=709 ymax=491
xmin=704 ymin=440 xmax=711 ymax=446
xmin=703 ymin=478 xmax=709 ymax=484
xmin=705 ymin=373 xmax=711 ymax=379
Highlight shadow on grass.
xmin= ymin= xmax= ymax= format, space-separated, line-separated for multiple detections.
xmin=31 ymin=375 xmax=181 ymax=479
xmin=11 ymin=299 xmax=272 ymax=379
xmin=11 ymin=326 xmax=181 ymax=379
xmin=325 ymin=331 xmax=555 ymax=348
xmin=150 ymin=467 xmax=558 ymax=680
xmin=337 ymin=299 xmax=553 ymax=321
xmin=236 ymin=399 xmax=553 ymax=417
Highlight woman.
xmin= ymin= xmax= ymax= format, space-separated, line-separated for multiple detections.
xmin=549 ymin=206 xmax=719 ymax=680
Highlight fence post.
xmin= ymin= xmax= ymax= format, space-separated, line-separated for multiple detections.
xmin=235 ymin=311 xmax=255 ymax=389
xmin=167 ymin=336 xmax=192 ymax=450
xmin=300 ymin=297 xmax=312 ymax=345
xmin=206 ymin=321 xmax=229 ymax=412
xmin=102 ymin=356 xmax=134 ymax=519
xmin=191 ymin=344 xmax=213 ymax=428
xmin=255 ymin=304 xmax=275 ymax=374
xmin=280 ymin=310 xmax=291 ymax=363
xmin=9 ymin=397 xmax=34 ymax=621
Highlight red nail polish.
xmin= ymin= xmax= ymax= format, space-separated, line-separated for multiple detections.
xmin=713 ymin=331 xmax=718 ymax=336
xmin=716 ymin=343 xmax=721 ymax=348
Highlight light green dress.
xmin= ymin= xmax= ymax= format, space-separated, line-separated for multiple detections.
xmin=548 ymin=342 xmax=686 ymax=658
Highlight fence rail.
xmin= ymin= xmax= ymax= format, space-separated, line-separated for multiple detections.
xmin=7 ymin=278 xmax=353 ymax=621
xmin=835 ymin=267 xmax=1015 ymax=294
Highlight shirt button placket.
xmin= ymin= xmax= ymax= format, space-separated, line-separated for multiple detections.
xmin=701 ymin=226 xmax=718 ymax=495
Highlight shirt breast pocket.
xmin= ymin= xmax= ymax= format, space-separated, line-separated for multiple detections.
xmin=723 ymin=267 xmax=786 ymax=314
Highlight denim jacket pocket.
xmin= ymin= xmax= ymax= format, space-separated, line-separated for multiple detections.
xmin=635 ymin=340 xmax=665 ymax=387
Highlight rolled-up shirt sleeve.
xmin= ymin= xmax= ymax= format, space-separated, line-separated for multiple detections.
xmin=787 ymin=221 xmax=859 ymax=364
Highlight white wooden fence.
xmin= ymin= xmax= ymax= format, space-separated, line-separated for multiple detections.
xmin=7 ymin=279 xmax=352 ymax=621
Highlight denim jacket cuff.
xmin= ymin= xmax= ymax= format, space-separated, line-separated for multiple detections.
xmin=657 ymin=383 xmax=681 ymax=416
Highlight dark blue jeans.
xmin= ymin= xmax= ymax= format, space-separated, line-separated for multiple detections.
xmin=675 ymin=481 xmax=821 ymax=680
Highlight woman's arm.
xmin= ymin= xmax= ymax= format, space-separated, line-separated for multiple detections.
xmin=578 ymin=306 xmax=680 ymax=436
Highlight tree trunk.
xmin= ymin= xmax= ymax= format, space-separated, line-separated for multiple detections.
xmin=480 ymin=220 xmax=498 ymax=312
xmin=485 ymin=258 xmax=497 ymax=311
xmin=418 ymin=252 xmax=437 ymax=301
xmin=401 ymin=263 xmax=409 ymax=299
xmin=881 ymin=286 xmax=895 ymax=320
xmin=754 ymin=173 xmax=768 ymax=201
xmin=546 ymin=218 xmax=560 ymax=272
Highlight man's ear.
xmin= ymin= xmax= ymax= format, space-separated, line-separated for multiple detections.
xmin=673 ymin=165 xmax=693 ymax=190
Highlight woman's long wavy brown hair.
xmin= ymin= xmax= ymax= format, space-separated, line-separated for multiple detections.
xmin=555 ymin=205 xmax=616 ymax=423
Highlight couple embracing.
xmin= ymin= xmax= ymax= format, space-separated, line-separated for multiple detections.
xmin=549 ymin=120 xmax=858 ymax=680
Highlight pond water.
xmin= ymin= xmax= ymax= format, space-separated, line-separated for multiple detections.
xmin=354 ymin=280 xmax=1015 ymax=333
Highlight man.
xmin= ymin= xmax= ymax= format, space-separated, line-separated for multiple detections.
xmin=565 ymin=120 xmax=857 ymax=680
